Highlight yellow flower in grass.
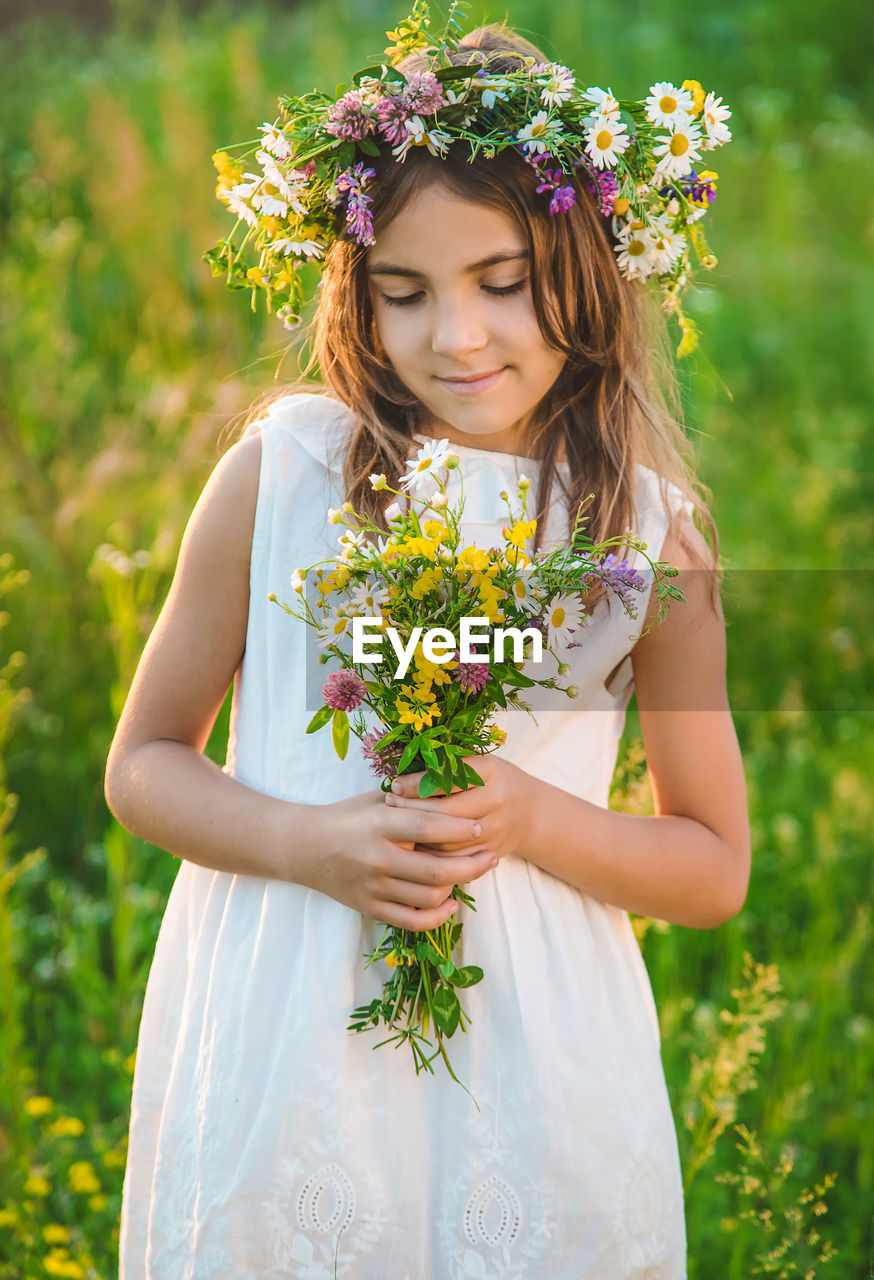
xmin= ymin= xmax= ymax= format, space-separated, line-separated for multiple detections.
xmin=44 ymin=1256 xmax=85 ymax=1279
xmin=0 ymin=1207 xmax=19 ymax=1226
xmin=24 ymin=1174 xmax=51 ymax=1197
xmin=88 ymin=1194 xmax=109 ymax=1212
xmin=396 ymin=684 xmax=440 ymax=731
xmin=42 ymin=1225 xmax=71 ymax=1245
xmin=67 ymin=1162 xmax=100 ymax=1195
xmin=24 ymin=1096 xmax=53 ymax=1117
xmin=405 ymin=535 xmax=440 ymax=562
xmin=102 ymin=1149 xmax=127 ymax=1170
xmin=46 ymin=1116 xmax=84 ymax=1138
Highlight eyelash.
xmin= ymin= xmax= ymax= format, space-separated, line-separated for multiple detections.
xmin=380 ymin=280 xmax=528 ymax=308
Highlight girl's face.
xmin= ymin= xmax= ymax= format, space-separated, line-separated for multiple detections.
xmin=366 ymin=182 xmax=567 ymax=454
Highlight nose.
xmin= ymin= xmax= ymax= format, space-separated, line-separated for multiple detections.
xmin=429 ymin=290 xmax=489 ymax=360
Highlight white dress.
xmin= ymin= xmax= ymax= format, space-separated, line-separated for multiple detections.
xmin=119 ymin=391 xmax=692 ymax=1279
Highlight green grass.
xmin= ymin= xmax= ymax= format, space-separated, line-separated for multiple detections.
xmin=0 ymin=0 xmax=871 ymax=1273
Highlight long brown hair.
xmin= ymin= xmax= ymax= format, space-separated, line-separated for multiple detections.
xmin=234 ymin=22 xmax=721 ymax=614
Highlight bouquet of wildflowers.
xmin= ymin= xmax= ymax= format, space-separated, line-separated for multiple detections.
xmin=271 ymin=439 xmax=683 ymax=1097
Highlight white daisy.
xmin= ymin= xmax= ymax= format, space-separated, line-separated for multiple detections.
xmin=476 ymin=77 xmax=512 ymax=110
xmin=266 ymin=237 xmax=324 ymax=260
xmin=516 ymin=110 xmax=559 ymax=156
xmin=399 ymin=439 xmax=456 ymax=496
xmin=544 ymin=593 xmax=585 ymax=647
xmin=218 ymin=180 xmax=260 ymax=229
xmin=392 ymin=117 xmax=452 ymax=162
xmin=338 ymin=529 xmax=367 ymax=553
xmin=645 ymin=81 xmax=695 ymax=128
xmin=538 ymin=63 xmax=576 ymax=107
xmin=701 ymin=92 xmax=732 ymax=148
xmin=256 ymin=150 xmax=309 ymax=218
xmin=316 ymin=608 xmax=353 ymax=650
xmin=251 ymin=190 xmax=288 ymax=218
xmin=259 ymin=122 xmax=293 ymax=161
xmin=582 ymin=86 xmax=620 ymax=118
xmin=614 ymin=222 xmax=658 ymax=280
xmin=510 ymin=570 xmax=547 ymax=615
xmin=652 ymin=119 xmax=703 ymax=180
xmin=584 ymin=113 xmax=631 ymax=170
xmin=648 ymin=216 xmax=687 ymax=273
xmin=347 ymin=583 xmax=390 ymax=614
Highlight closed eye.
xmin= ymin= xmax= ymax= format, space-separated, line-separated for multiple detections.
xmin=379 ymin=280 xmax=528 ymax=308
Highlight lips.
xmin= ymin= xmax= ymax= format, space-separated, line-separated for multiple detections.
xmin=436 ymin=368 xmax=506 ymax=394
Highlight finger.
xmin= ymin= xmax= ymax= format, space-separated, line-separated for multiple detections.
xmin=385 ymin=806 xmax=482 ymax=848
xmin=390 ymin=773 xmax=460 ymax=798
xmin=368 ymin=896 xmax=462 ymax=934
xmin=386 ymin=792 xmax=481 ymax=821
xmin=380 ymin=845 xmax=497 ymax=892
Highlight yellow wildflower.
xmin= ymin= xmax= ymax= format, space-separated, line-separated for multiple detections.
xmin=422 ymin=519 xmax=451 ymax=541
xmin=396 ymin=684 xmax=440 ymax=731
xmin=42 ymin=1225 xmax=71 ymax=1245
xmin=24 ymin=1174 xmax=51 ymax=1197
xmin=24 ymin=1096 xmax=53 ymax=1117
xmin=67 ymin=1162 xmax=100 ymax=1195
xmin=0 ymin=1207 xmax=19 ymax=1226
xmin=44 ymin=1257 xmax=86 ymax=1279
xmin=681 ymin=79 xmax=706 ymax=115
xmin=46 ymin=1116 xmax=84 ymax=1138
xmin=410 ymin=566 xmax=442 ymax=600
xmin=384 ymin=951 xmax=399 ymax=967
xmin=489 ymin=727 xmax=507 ymax=746
xmin=246 ymin=266 xmax=265 ymax=287
xmin=457 ymin=546 xmax=490 ymax=575
xmin=102 ymin=1149 xmax=127 ymax=1169
xmin=503 ymin=518 xmax=536 ymax=549
xmin=123 ymin=1051 xmax=136 ymax=1075
xmin=88 ymin=1194 xmax=109 ymax=1212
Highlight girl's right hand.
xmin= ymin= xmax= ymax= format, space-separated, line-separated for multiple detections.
xmin=297 ymin=789 xmax=498 ymax=932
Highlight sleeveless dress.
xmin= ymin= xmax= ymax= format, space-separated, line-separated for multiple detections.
xmin=119 ymin=390 xmax=693 ymax=1279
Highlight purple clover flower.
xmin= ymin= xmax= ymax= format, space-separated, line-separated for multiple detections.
xmin=335 ymin=162 xmax=376 ymax=246
xmin=325 ymin=90 xmax=375 ymax=142
xmin=402 ymin=71 xmax=444 ymax=115
xmin=361 ymin=729 xmax=404 ymax=781
xmin=450 ymin=651 xmax=491 ymax=694
xmin=549 ymin=185 xmax=577 ymax=214
xmin=322 ymin=669 xmax=367 ymax=712
xmin=375 ymin=93 xmax=413 ymax=145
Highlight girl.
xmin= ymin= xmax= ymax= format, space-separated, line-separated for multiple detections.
xmin=105 ymin=18 xmax=750 ymax=1280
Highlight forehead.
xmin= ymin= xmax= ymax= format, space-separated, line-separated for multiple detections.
xmin=366 ymin=182 xmax=525 ymax=276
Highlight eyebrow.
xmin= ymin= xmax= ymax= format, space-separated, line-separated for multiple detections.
xmin=366 ymin=250 xmax=529 ymax=278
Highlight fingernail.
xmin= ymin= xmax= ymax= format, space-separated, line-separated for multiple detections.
xmin=385 ymin=795 xmax=396 ymax=806
xmin=473 ymin=822 xmax=482 ymax=836
xmin=391 ymin=781 xmax=401 ymax=793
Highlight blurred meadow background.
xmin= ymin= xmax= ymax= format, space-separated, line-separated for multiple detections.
xmin=1 ymin=0 xmax=872 ymax=1273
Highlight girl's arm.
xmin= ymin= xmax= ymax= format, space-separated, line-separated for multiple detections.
xmin=385 ymin=516 xmax=751 ymax=930
xmin=103 ymin=430 xmax=495 ymax=929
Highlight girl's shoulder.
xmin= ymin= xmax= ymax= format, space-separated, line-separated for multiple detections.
xmin=244 ymin=389 xmax=355 ymax=473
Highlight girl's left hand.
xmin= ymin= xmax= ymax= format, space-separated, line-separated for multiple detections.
xmin=385 ymin=755 xmax=537 ymax=861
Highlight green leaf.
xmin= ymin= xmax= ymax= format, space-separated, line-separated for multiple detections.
xmin=332 ymin=708 xmax=349 ymax=759
xmin=336 ymin=140 xmax=355 ymax=168
xmin=463 ymin=762 xmax=485 ymax=788
xmin=431 ymin=985 xmax=461 ymax=1036
xmin=305 ymin=704 xmax=334 ymax=734
xmin=493 ymin=684 xmax=507 ymax=709
xmin=419 ymin=771 xmax=445 ymax=798
xmin=440 ymin=758 xmax=455 ymax=796
xmin=438 ymin=959 xmax=456 ymax=978
xmin=420 ymin=738 xmax=439 ymax=772
xmin=448 ymin=964 xmax=484 ymax=989
xmin=398 ymin=737 xmax=422 ymax=774
xmin=357 ymin=136 xmax=381 ymax=156
xmin=334 ymin=82 xmax=347 ymax=98
xmin=435 ymin=65 xmax=480 ymax=82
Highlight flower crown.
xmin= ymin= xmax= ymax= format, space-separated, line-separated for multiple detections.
xmin=203 ymin=0 xmax=732 ymax=356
